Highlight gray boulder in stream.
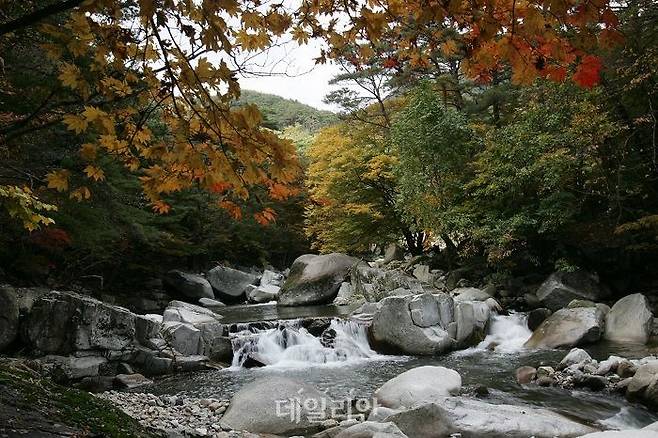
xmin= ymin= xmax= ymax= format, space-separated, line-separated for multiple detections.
xmin=381 ymin=399 xmax=596 ymax=438
xmin=207 ymin=265 xmax=258 ymax=302
xmin=278 ymin=253 xmax=360 ymax=306
xmin=370 ymin=294 xmax=455 ymax=355
xmin=524 ymin=306 xmax=605 ymax=348
xmin=535 ymin=270 xmax=610 ymax=311
xmin=604 ymin=293 xmax=653 ymax=344
xmin=374 ymin=366 xmax=462 ymax=409
xmin=221 ymin=376 xmax=330 ymax=435
xmin=163 ymin=270 xmax=214 ymax=301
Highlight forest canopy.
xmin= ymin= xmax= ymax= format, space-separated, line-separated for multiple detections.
xmin=1 ymin=0 xmax=656 ymax=291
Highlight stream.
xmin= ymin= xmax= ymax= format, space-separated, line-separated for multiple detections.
xmin=143 ymin=308 xmax=658 ymax=431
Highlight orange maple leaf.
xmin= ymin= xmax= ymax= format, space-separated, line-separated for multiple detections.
xmin=573 ymin=55 xmax=603 ymax=89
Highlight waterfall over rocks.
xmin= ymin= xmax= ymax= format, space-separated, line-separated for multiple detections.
xmin=229 ymin=318 xmax=379 ymax=368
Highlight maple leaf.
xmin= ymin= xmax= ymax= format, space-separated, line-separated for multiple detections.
xmin=84 ymin=165 xmax=106 ymax=181
xmin=63 ymin=115 xmax=88 ymax=134
xmin=573 ymin=55 xmax=603 ymax=89
xmin=382 ymin=57 xmax=398 ymax=68
xmin=58 ymin=64 xmax=81 ymax=90
xmin=70 ymin=186 xmax=91 ymax=201
xmin=219 ymin=200 xmax=242 ymax=219
xmin=46 ymin=170 xmax=71 ymax=192
xmin=254 ymin=208 xmax=277 ymax=225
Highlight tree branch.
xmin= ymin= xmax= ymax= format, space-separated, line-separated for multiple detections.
xmin=0 ymin=0 xmax=85 ymax=36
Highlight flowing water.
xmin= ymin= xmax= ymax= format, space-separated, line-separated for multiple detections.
xmin=145 ymin=310 xmax=658 ymax=431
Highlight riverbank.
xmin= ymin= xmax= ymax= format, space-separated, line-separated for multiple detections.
xmin=0 ymin=359 xmax=156 ymax=437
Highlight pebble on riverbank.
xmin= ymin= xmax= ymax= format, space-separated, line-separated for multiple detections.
xmin=97 ymin=391 xmax=231 ymax=437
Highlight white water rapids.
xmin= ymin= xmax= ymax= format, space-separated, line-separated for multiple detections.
xmin=229 ymin=319 xmax=380 ymax=368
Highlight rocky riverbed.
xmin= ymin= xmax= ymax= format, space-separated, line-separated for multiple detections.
xmin=3 ymin=252 xmax=658 ymax=437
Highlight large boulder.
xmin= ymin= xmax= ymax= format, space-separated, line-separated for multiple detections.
xmin=207 ymin=265 xmax=258 ymax=302
xmin=604 ymin=293 xmax=653 ymax=344
xmin=25 ymin=291 xmax=135 ymax=354
xmin=374 ymin=366 xmax=461 ymax=409
xmin=0 ymin=285 xmax=19 ymax=350
xmin=370 ymin=295 xmax=455 ymax=355
xmin=163 ymin=270 xmax=214 ymax=301
xmin=535 ymin=270 xmax=610 ymax=311
xmin=221 ymin=376 xmax=330 ymax=435
xmin=161 ymin=322 xmax=202 ymax=355
xmin=278 ymin=253 xmax=360 ymax=306
xmin=524 ymin=307 xmax=605 ymax=348
xmin=388 ymin=399 xmax=596 ymax=437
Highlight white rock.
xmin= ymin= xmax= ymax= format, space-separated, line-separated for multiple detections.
xmin=605 ymin=293 xmax=654 ymax=344
xmin=374 ymin=366 xmax=461 ymax=409
xmin=560 ymin=348 xmax=592 ymax=368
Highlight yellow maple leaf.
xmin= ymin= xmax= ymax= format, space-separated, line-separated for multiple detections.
xmin=84 ymin=165 xmax=105 ymax=181
xmin=70 ymin=186 xmax=91 ymax=201
xmin=62 ymin=115 xmax=88 ymax=134
xmin=58 ymin=64 xmax=81 ymax=90
xmin=46 ymin=170 xmax=71 ymax=192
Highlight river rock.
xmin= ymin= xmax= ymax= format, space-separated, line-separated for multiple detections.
xmin=335 ymin=421 xmax=408 ymax=438
xmin=114 ymin=373 xmax=153 ymax=389
xmin=369 ymin=295 xmax=454 ymax=355
xmin=334 ymin=282 xmax=353 ymax=306
xmin=247 ymin=284 xmax=279 ymax=303
xmin=351 ymin=265 xmax=423 ymax=301
xmin=454 ymin=300 xmax=490 ymax=346
xmin=384 ymin=243 xmax=405 ymax=264
xmin=161 ymin=321 xmax=202 ymax=355
xmin=0 ymin=285 xmax=19 ymax=351
xmin=425 ymin=397 xmax=596 ymax=437
xmin=516 ymin=366 xmax=537 ymax=384
xmin=134 ymin=314 xmax=162 ymax=347
xmin=163 ymin=300 xmax=221 ymax=325
xmin=260 ymin=269 xmax=284 ymax=287
xmin=43 ymin=355 xmax=108 ymax=379
xmin=453 ymin=287 xmax=491 ymax=302
xmin=221 ymin=376 xmax=330 ymax=435
xmin=527 ymin=308 xmax=552 ymax=331
xmin=278 ymin=253 xmax=360 ymax=306
xmin=524 ymin=307 xmax=605 ymax=348
xmin=559 ymin=348 xmax=592 ymax=368
xmin=535 ymin=270 xmax=610 ymax=311
xmin=374 ymin=366 xmax=461 ymax=409
xmin=163 ymin=270 xmax=214 ymax=301
xmin=604 ymin=293 xmax=653 ymax=344
xmin=382 ymin=403 xmax=452 ymax=438
xmin=626 ymin=361 xmax=658 ymax=407
xmin=25 ymin=291 xmax=136 ymax=354
xmin=198 ymin=297 xmax=225 ymax=307
xmin=207 ymin=265 xmax=258 ymax=302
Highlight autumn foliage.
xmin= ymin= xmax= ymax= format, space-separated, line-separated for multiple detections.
xmin=0 ymin=0 xmax=620 ymax=232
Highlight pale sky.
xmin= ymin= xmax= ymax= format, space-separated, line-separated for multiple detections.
xmin=236 ymin=41 xmax=343 ymax=112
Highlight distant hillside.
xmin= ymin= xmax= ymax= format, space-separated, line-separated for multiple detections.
xmin=236 ymin=90 xmax=337 ymax=133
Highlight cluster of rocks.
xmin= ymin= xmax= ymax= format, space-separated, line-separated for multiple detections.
xmin=524 ymin=292 xmax=655 ymax=349
xmin=0 ymin=285 xmax=238 ymax=390
xmin=96 ymin=391 xmax=230 ymax=437
xmin=164 ymin=265 xmax=286 ymax=305
xmin=517 ymin=348 xmax=658 ymax=411
xmin=192 ymin=366 xmax=608 ymax=437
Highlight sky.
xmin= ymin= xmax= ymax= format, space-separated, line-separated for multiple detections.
xmin=236 ymin=41 xmax=343 ymax=112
